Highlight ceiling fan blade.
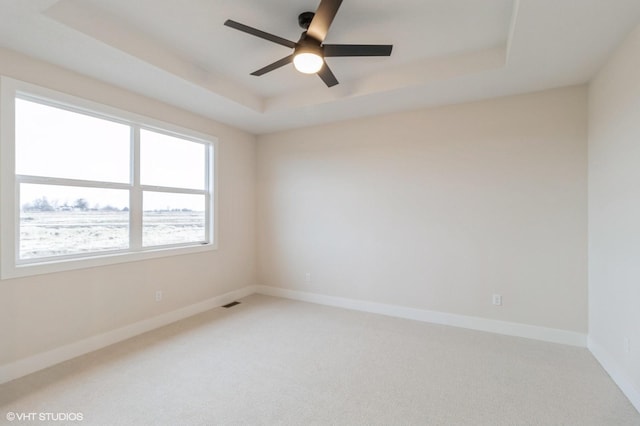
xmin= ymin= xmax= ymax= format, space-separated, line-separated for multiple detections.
xmin=323 ymin=44 xmax=393 ymax=57
xmin=317 ymin=62 xmax=339 ymax=87
xmin=251 ymin=54 xmax=295 ymax=76
xmin=307 ymin=0 xmax=343 ymax=42
xmin=224 ymin=20 xmax=296 ymax=49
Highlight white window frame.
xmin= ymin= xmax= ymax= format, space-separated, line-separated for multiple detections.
xmin=0 ymin=76 xmax=218 ymax=280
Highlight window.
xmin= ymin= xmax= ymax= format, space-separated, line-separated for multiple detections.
xmin=1 ymin=77 xmax=217 ymax=279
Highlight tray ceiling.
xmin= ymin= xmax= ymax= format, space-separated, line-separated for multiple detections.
xmin=1 ymin=0 xmax=640 ymax=134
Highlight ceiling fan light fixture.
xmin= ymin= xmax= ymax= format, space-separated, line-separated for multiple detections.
xmin=293 ymin=52 xmax=323 ymax=74
xmin=225 ymin=0 xmax=393 ymax=87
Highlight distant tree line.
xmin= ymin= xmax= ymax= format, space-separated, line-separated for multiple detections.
xmin=22 ymin=197 xmax=193 ymax=213
xmin=21 ymin=197 xmax=129 ymax=212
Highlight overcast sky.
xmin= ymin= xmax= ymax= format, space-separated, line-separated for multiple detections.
xmin=16 ymin=98 xmax=208 ymax=211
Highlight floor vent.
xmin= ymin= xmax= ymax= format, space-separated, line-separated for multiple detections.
xmin=222 ymin=301 xmax=241 ymax=308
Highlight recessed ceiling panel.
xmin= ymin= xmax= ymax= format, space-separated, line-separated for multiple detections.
xmin=45 ymin=0 xmax=514 ymax=99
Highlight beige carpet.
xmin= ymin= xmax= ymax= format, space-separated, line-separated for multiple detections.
xmin=1 ymin=294 xmax=638 ymax=425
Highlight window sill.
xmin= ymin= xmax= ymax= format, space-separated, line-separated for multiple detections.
xmin=0 ymin=243 xmax=217 ymax=280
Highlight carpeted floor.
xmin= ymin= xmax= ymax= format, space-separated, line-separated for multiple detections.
xmin=1 ymin=294 xmax=638 ymax=425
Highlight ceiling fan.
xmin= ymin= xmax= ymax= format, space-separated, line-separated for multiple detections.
xmin=224 ymin=0 xmax=393 ymax=87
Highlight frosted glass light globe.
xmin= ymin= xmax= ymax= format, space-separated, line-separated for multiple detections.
xmin=293 ymin=53 xmax=323 ymax=74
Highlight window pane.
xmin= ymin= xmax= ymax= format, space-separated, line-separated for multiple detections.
xmin=15 ymin=98 xmax=131 ymax=183
xmin=143 ymin=192 xmax=205 ymax=247
xmin=20 ymin=184 xmax=129 ymax=260
xmin=141 ymin=129 xmax=206 ymax=190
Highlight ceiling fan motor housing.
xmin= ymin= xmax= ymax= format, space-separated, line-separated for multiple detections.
xmin=296 ymin=32 xmax=323 ymax=54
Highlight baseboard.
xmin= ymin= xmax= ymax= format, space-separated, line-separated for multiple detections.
xmin=0 ymin=285 xmax=257 ymax=385
xmin=589 ymin=337 xmax=640 ymax=413
xmin=255 ymin=285 xmax=587 ymax=347
xmin=0 ymin=284 xmax=591 ymax=386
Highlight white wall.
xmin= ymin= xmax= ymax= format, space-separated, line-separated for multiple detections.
xmin=588 ymin=23 xmax=640 ymax=409
xmin=257 ymin=86 xmax=588 ymax=333
xmin=0 ymin=48 xmax=257 ymax=366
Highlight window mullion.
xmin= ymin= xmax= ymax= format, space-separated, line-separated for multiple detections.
xmin=16 ymin=175 xmax=131 ymax=190
xmin=139 ymin=186 xmax=206 ymax=195
xmin=130 ymin=126 xmax=143 ymax=250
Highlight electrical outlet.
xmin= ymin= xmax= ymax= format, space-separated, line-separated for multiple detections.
xmin=624 ymin=337 xmax=631 ymax=353
xmin=155 ymin=290 xmax=163 ymax=302
xmin=492 ymin=294 xmax=502 ymax=306
xmin=305 ymin=272 xmax=311 ymax=283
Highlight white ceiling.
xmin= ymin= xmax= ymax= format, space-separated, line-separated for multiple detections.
xmin=1 ymin=0 xmax=640 ymax=134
